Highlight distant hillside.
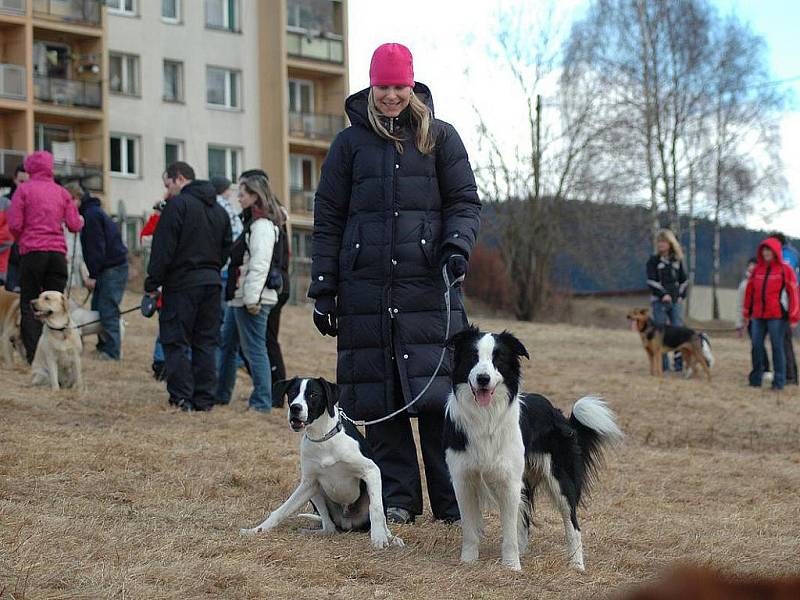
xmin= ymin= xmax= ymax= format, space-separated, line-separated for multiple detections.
xmin=477 ymin=200 xmax=795 ymax=294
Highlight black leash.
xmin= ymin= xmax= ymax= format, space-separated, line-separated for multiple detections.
xmin=74 ymin=304 xmax=142 ymax=329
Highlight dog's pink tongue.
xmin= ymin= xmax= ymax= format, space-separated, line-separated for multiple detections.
xmin=630 ymin=320 xmax=639 ymax=332
xmin=475 ymin=389 xmax=494 ymax=407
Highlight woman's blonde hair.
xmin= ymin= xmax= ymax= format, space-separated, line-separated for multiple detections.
xmin=656 ymin=228 xmax=684 ymax=261
xmin=367 ymin=88 xmax=435 ymax=155
xmin=240 ymin=173 xmax=285 ymax=228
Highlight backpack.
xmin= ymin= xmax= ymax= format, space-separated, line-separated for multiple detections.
xmin=225 ymin=218 xmax=286 ymax=301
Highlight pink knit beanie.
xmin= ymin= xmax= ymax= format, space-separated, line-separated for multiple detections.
xmin=369 ymin=43 xmax=414 ymax=87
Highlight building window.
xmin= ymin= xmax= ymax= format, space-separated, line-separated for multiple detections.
xmin=107 ymin=0 xmax=137 ymax=16
xmin=163 ymin=60 xmax=184 ymax=102
xmin=208 ymin=145 xmax=241 ymax=180
xmin=291 ymin=230 xmax=313 ymax=259
xmin=288 ymin=79 xmax=314 ymax=113
xmin=206 ymin=67 xmax=240 ymax=109
xmin=290 ymin=154 xmax=315 ymax=190
xmin=110 ymin=134 xmax=140 ymax=176
xmin=164 ymin=139 xmax=184 ymax=170
xmin=205 ymin=0 xmax=239 ymax=32
xmin=162 ymin=0 xmax=180 ymax=22
xmin=109 ymin=53 xmax=139 ymax=96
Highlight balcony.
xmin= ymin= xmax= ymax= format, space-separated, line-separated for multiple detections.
xmin=33 ymin=0 xmax=101 ymax=26
xmin=53 ymin=160 xmax=102 ymax=191
xmin=0 ymin=0 xmax=25 ymax=16
xmin=1 ymin=148 xmax=25 ymax=178
xmin=289 ymin=112 xmax=345 ymax=142
xmin=286 ymin=30 xmax=344 ymax=64
xmin=289 ymin=188 xmax=315 ymax=215
xmin=0 ymin=64 xmax=26 ymax=100
xmin=34 ymin=75 xmax=101 ymax=109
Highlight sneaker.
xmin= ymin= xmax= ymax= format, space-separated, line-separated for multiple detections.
xmin=386 ymin=507 xmax=414 ymax=525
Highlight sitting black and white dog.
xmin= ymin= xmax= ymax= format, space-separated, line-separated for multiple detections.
xmin=444 ymin=327 xmax=623 ymax=571
xmin=240 ymin=377 xmax=403 ymax=549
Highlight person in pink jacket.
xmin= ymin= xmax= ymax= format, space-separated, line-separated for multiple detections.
xmin=8 ymin=151 xmax=84 ymax=363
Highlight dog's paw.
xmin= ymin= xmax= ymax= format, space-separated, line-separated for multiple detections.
xmin=460 ymin=548 xmax=479 ymax=563
xmin=570 ymin=560 xmax=586 ymax=573
xmin=239 ymin=527 xmax=262 ymax=537
xmin=390 ymin=535 xmax=405 ymax=548
xmin=501 ymin=558 xmax=522 ymax=571
xmin=371 ymin=531 xmax=390 ymax=549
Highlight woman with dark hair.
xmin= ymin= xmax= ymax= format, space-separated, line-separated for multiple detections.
xmin=217 ymin=173 xmax=284 ymax=411
xmin=310 ymin=43 xmax=482 ymax=524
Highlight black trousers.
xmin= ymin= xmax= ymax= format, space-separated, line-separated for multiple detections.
xmin=785 ymin=322 xmax=798 ymax=385
xmin=159 ymin=285 xmax=221 ymax=410
xmin=365 ymin=367 xmax=460 ymax=521
xmin=266 ymin=291 xmax=289 ymax=396
xmin=20 ymin=251 xmax=68 ymax=363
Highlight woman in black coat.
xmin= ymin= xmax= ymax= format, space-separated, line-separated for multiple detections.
xmin=309 ymin=43 xmax=481 ymax=524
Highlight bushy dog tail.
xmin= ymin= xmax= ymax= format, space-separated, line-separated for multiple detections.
xmin=699 ymin=333 xmax=714 ymax=369
xmin=570 ymin=396 xmax=623 ymax=494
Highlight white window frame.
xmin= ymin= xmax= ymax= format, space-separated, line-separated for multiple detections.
xmin=164 ymin=139 xmax=184 ymax=169
xmin=109 ymin=52 xmax=139 ymax=96
xmin=206 ymin=66 xmax=241 ymax=110
xmin=208 ymin=145 xmax=242 ymax=181
xmin=205 ymin=0 xmax=239 ymax=32
xmin=107 ymin=0 xmax=137 ymax=17
xmin=162 ymin=59 xmax=184 ymax=102
xmin=288 ymin=78 xmax=315 ymax=113
xmin=289 ymin=154 xmax=316 ymax=191
xmin=110 ymin=133 xmax=141 ymax=178
xmin=162 ymin=0 xmax=181 ymax=23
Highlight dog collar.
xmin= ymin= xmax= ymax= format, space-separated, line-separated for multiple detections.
xmin=305 ymin=420 xmax=343 ymax=443
xmin=45 ymin=322 xmax=70 ymax=332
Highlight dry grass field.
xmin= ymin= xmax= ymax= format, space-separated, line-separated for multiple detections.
xmin=2 ymin=295 xmax=799 ymax=599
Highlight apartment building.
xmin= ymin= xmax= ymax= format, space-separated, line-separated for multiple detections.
xmin=0 ymin=0 xmax=108 ymax=197
xmin=106 ymin=0 xmax=348 ymax=299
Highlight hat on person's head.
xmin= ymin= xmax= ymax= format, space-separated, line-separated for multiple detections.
xmin=210 ymin=175 xmax=232 ymax=195
xmin=369 ymin=43 xmax=414 ymax=87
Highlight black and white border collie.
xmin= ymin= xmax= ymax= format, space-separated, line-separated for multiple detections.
xmin=240 ymin=377 xmax=404 ymax=549
xmin=444 ymin=328 xmax=623 ymax=571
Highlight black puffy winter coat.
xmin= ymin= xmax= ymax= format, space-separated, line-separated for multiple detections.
xmin=309 ymin=83 xmax=482 ymax=420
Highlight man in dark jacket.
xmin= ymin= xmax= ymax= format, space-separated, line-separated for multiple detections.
xmin=145 ymin=162 xmax=232 ymax=411
xmin=67 ymin=183 xmax=129 ymax=360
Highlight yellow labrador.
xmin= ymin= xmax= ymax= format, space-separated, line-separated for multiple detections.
xmin=31 ymin=291 xmax=83 ymax=391
xmin=0 ymin=290 xmax=25 ymax=366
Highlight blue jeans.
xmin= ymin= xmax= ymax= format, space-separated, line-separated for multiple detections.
xmin=91 ymin=262 xmax=128 ymax=359
xmin=153 ymin=336 xmax=164 ymax=363
xmin=750 ymin=319 xmax=787 ymax=389
xmin=651 ymin=300 xmax=684 ymax=371
xmin=216 ymin=304 xmax=272 ymax=411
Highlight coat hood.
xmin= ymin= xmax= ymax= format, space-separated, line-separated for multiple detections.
xmin=345 ymin=82 xmax=434 ymax=129
xmin=79 ymin=192 xmax=101 ymax=213
xmin=24 ymin=151 xmax=54 ymax=180
xmin=757 ymin=237 xmax=785 ymax=266
xmin=183 ymin=180 xmax=217 ymax=206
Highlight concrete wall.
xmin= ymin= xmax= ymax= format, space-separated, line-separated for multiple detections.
xmin=686 ymin=285 xmax=740 ymax=323
xmin=107 ymin=0 xmax=265 ymax=219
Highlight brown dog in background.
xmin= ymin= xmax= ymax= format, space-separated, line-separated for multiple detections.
xmin=626 ymin=308 xmax=714 ymax=381
xmin=622 ymin=566 xmax=800 ymax=600
xmin=0 ymin=289 xmax=25 ymax=366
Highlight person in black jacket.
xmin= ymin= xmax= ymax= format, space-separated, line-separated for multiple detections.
xmin=646 ymin=228 xmax=688 ymax=372
xmin=309 ymin=43 xmax=481 ymax=524
xmin=66 ymin=183 xmax=129 ymax=360
xmin=145 ymin=162 xmax=232 ymax=412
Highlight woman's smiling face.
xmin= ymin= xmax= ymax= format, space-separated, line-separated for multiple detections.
xmin=372 ymin=85 xmax=412 ymax=117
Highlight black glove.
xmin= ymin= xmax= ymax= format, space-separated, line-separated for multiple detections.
xmin=140 ymin=292 xmax=159 ymax=318
xmin=444 ymin=253 xmax=468 ymax=283
xmin=313 ymin=295 xmax=338 ymax=337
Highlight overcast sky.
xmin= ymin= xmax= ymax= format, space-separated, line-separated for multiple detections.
xmin=347 ymin=0 xmax=800 ymax=237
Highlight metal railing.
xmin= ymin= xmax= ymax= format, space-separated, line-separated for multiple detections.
xmin=289 ymin=188 xmax=315 ymax=215
xmin=0 ymin=0 xmax=25 ymax=16
xmin=288 ymin=111 xmax=345 ymax=141
xmin=0 ymin=64 xmax=26 ymax=100
xmin=53 ymin=160 xmax=103 ymax=191
xmin=286 ymin=30 xmax=344 ymax=63
xmin=34 ymin=75 xmax=102 ymax=108
xmin=1 ymin=149 xmax=26 ymax=178
xmin=33 ymin=0 xmax=101 ymax=25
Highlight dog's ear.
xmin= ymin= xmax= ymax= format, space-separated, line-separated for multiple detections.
xmin=272 ymin=378 xmax=298 ymax=404
xmin=446 ymin=324 xmax=480 ymax=350
xmin=318 ymin=378 xmax=338 ymax=417
xmin=497 ymin=330 xmax=530 ymax=360
xmin=60 ymin=293 xmax=69 ymax=315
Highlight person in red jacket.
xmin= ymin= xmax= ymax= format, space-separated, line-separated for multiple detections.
xmin=743 ymin=237 xmax=800 ymax=390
